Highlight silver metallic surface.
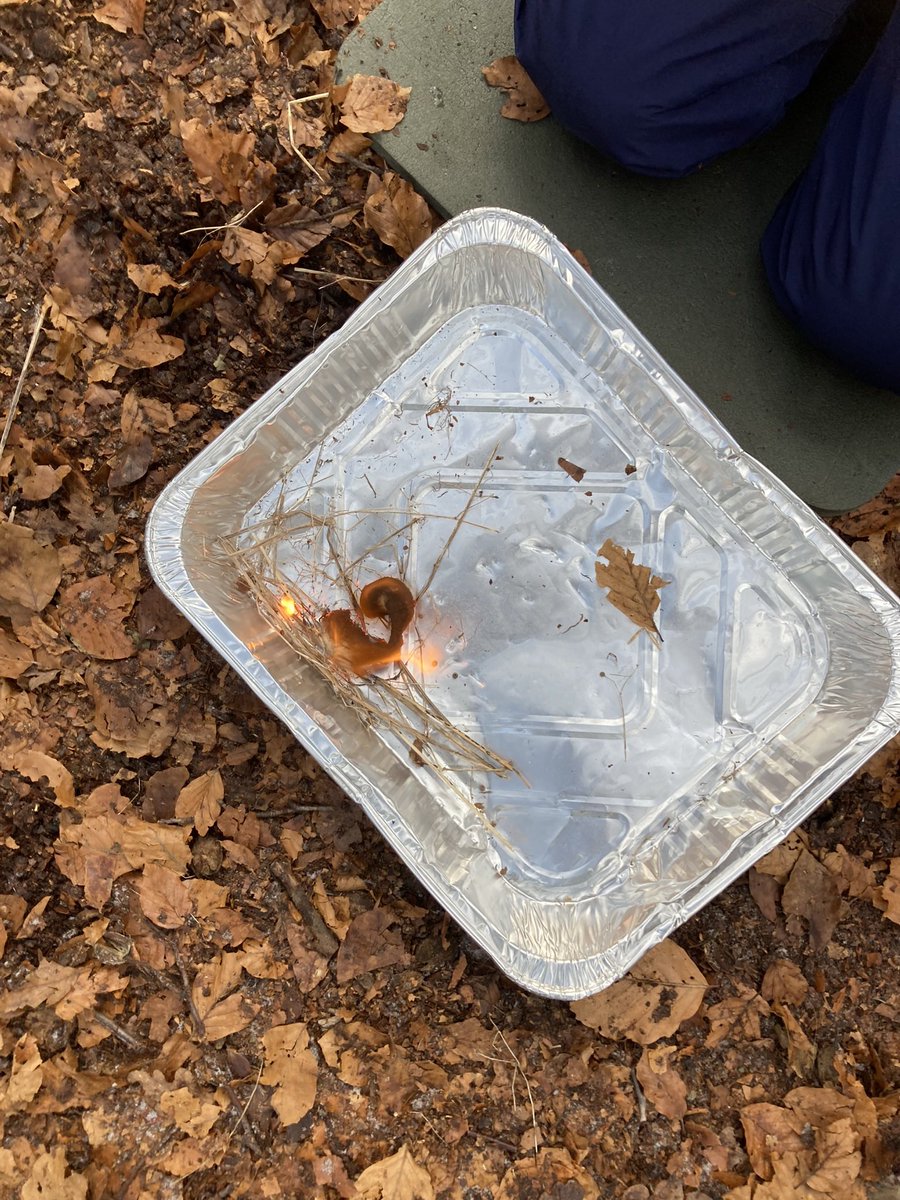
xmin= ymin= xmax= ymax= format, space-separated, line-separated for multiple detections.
xmin=146 ymin=209 xmax=900 ymax=999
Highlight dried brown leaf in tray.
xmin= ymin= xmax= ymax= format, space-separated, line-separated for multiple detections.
xmin=594 ymin=537 xmax=669 ymax=647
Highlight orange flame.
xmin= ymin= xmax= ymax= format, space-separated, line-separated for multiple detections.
xmin=279 ymin=594 xmax=298 ymax=619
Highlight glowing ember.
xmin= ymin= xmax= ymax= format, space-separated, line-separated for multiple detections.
xmin=279 ymin=594 xmax=298 ymax=619
xmin=405 ymin=640 xmax=442 ymax=676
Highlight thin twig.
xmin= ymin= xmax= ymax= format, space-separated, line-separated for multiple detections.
xmin=286 ymin=99 xmax=325 ymax=182
xmin=224 ymin=1063 xmax=265 ymax=1156
xmin=294 ymin=266 xmax=384 ymax=286
xmin=181 ymin=200 xmax=263 ymax=238
xmin=90 ymin=1010 xmax=150 ymax=1053
xmin=271 ymin=860 xmax=339 ymax=958
xmin=415 ymin=445 xmax=499 ymax=603
xmin=172 ymin=941 xmax=206 ymax=1040
xmin=489 ymin=1020 xmax=539 ymax=1158
xmin=248 ymin=803 xmax=332 ymax=817
xmin=1 ymin=297 xmax=49 ymax=466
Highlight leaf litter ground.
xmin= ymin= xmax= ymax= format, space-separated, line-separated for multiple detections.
xmin=0 ymin=3 xmax=899 ymax=1198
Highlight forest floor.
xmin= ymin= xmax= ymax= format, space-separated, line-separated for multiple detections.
xmin=1 ymin=2 xmax=899 ymax=1199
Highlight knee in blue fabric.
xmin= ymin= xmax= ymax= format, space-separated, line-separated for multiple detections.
xmin=514 ymin=0 xmax=854 ymax=178
xmin=762 ymin=4 xmax=900 ymax=393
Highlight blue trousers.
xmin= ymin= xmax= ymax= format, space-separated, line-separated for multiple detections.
xmin=515 ymin=0 xmax=900 ymax=392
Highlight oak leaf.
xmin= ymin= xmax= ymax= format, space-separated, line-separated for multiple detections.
xmin=482 ymin=56 xmax=550 ymax=122
xmin=261 ymin=1023 xmax=318 ymax=1126
xmin=354 ymin=1145 xmax=435 ymax=1200
xmin=364 ymin=171 xmax=433 ymax=259
xmin=761 ymin=959 xmax=808 ymax=1007
xmin=334 ymin=74 xmax=411 ymax=133
xmin=570 ymin=939 xmax=706 ymax=1044
xmin=740 ymin=1102 xmax=805 ymax=1180
xmin=594 ymin=538 xmax=669 ymax=646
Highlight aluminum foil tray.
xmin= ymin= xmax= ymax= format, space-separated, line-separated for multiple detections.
xmin=147 ymin=208 xmax=900 ymax=999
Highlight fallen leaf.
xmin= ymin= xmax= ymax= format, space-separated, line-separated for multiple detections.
xmin=482 ymin=55 xmax=550 ymax=122
xmin=159 ymin=1086 xmax=226 ymax=1138
xmin=571 ymin=939 xmax=707 ymax=1044
xmin=93 ymin=0 xmax=145 ymax=35
xmin=334 ymin=74 xmax=411 ymax=134
xmin=558 ymin=456 xmax=586 ymax=482
xmin=754 ymin=831 xmax=806 ymax=884
xmin=21 ymin=1147 xmax=88 ymax=1200
xmin=761 ymin=960 xmax=808 ymax=1007
xmin=831 ymin=476 xmax=900 ymax=537
xmin=497 ymin=1149 xmax=598 ymax=1200
xmin=12 ymin=750 xmax=75 ymax=807
xmin=134 ymin=585 xmax=190 ymax=642
xmin=355 ymin=1144 xmax=435 ymax=1200
xmin=0 ymin=959 xmax=128 ymax=1020
xmin=138 ymin=864 xmax=192 ymax=929
xmin=55 ymin=794 xmax=191 ymax=907
xmin=773 ymin=1003 xmax=816 ymax=1078
xmin=781 ymin=848 xmax=842 ymax=950
xmin=309 ymin=0 xmax=359 ymax=28
xmin=58 ymin=575 xmax=136 ymax=659
xmin=220 ymin=226 xmax=302 ymax=288
xmin=364 ymin=171 xmax=433 ymax=259
xmin=261 ymin=1023 xmax=318 ymax=1126
xmin=108 ymin=435 xmax=153 ymax=491
xmin=740 ymin=1102 xmax=805 ymax=1180
xmin=882 ymin=858 xmax=900 ymax=924
xmin=0 ymin=1033 xmax=43 ymax=1113
xmin=126 ymin=263 xmax=181 ymax=294
xmin=157 ymin=1134 xmax=226 ymax=1179
xmin=0 ymin=74 xmax=47 ymax=117
xmin=595 ymin=538 xmax=669 ymax=646
xmin=0 ymin=627 xmax=33 ymax=677
xmin=105 ymin=318 xmax=185 ymax=370
xmin=0 ymin=522 xmax=61 ymax=613
xmin=326 ymin=129 xmax=371 ymax=163
xmin=179 ymin=118 xmax=256 ymax=204
xmin=705 ymin=986 xmax=770 ymax=1048
xmin=191 ymin=952 xmax=258 ymax=1041
xmin=334 ymin=907 xmax=410 ymax=983
xmin=636 ymin=1045 xmax=687 ymax=1121
xmin=175 ymin=770 xmax=224 ymax=837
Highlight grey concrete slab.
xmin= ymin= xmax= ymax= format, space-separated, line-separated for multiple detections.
xmin=336 ymin=1 xmax=900 ymax=511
